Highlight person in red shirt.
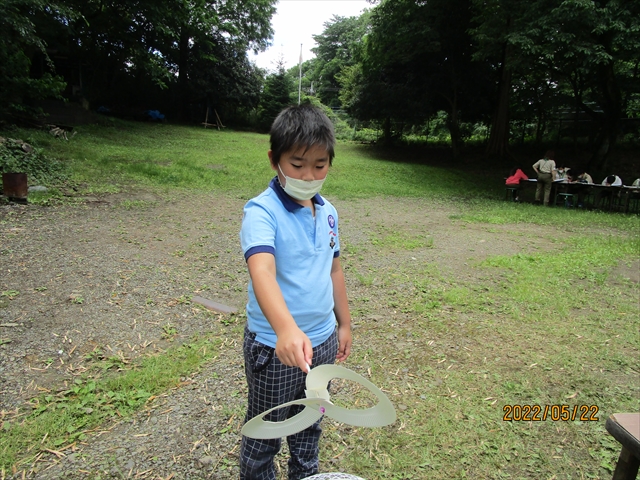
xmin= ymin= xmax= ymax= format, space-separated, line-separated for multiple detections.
xmin=505 ymin=167 xmax=529 ymax=201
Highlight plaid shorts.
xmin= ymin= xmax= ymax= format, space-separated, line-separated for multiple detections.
xmin=240 ymin=325 xmax=338 ymax=480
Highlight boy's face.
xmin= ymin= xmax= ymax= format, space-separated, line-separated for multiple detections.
xmin=269 ymin=145 xmax=330 ymax=183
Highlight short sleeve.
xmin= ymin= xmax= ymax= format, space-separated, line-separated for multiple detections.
xmin=240 ymin=200 xmax=276 ymax=261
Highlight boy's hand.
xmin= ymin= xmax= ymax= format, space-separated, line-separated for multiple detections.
xmin=336 ymin=324 xmax=352 ymax=362
xmin=275 ymin=326 xmax=313 ymax=372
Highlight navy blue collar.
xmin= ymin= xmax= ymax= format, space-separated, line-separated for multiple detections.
xmin=269 ymin=176 xmax=325 ymax=213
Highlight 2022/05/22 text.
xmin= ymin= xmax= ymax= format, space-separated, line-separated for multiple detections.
xmin=503 ymin=404 xmax=599 ymax=422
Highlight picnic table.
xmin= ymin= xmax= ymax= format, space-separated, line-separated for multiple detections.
xmin=513 ymin=180 xmax=640 ymax=213
xmin=605 ymin=413 xmax=640 ymax=480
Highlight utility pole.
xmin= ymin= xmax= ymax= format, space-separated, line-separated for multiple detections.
xmin=298 ymin=44 xmax=302 ymax=105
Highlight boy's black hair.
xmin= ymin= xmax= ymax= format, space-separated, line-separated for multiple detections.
xmin=269 ymin=104 xmax=335 ymax=165
xmin=606 ymin=175 xmax=616 ymax=184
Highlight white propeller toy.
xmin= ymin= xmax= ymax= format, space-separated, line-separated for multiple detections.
xmin=242 ymin=364 xmax=396 ymax=440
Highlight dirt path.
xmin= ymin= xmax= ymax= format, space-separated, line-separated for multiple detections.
xmin=0 ymin=192 xmax=577 ymax=479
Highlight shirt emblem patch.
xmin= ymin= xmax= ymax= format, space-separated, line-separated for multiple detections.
xmin=327 ymin=215 xmax=335 ymax=228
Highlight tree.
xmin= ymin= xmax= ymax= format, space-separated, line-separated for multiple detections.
xmin=308 ymin=13 xmax=371 ymax=108
xmin=472 ymin=0 xmax=640 ymax=166
xmin=540 ymin=0 xmax=640 ymax=170
xmin=165 ymin=0 xmax=276 ymax=119
xmin=0 ymin=0 xmax=68 ymax=119
xmin=340 ymin=0 xmax=491 ymax=153
xmin=258 ymin=60 xmax=293 ymax=131
xmin=4 ymin=0 xmax=276 ymax=122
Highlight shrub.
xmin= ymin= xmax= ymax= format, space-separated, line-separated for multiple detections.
xmin=0 ymin=137 xmax=67 ymax=185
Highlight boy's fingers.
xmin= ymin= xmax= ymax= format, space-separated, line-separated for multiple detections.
xmin=336 ymin=339 xmax=351 ymax=362
xmin=301 ymin=338 xmax=313 ymax=372
xmin=294 ymin=349 xmax=309 ymax=373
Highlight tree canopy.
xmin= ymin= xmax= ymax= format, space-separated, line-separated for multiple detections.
xmin=315 ymin=0 xmax=638 ymax=168
xmin=2 ymin=0 xmax=639 ymax=171
xmin=1 ymin=0 xmax=276 ymax=122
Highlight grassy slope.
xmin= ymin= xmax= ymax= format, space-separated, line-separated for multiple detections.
xmin=3 ymin=121 xmax=639 ymax=478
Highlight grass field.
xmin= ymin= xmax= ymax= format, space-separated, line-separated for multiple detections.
xmin=2 ymin=120 xmax=638 ymax=478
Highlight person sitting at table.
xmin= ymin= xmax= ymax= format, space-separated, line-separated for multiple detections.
xmin=574 ymin=171 xmax=593 ymax=184
xmin=564 ymin=168 xmax=574 ymax=182
xmin=505 ymin=167 xmax=529 ymax=201
xmin=597 ymin=175 xmax=623 ymax=210
xmin=555 ymin=165 xmax=569 ymax=181
xmin=532 ymin=150 xmax=556 ymax=206
xmin=602 ymin=175 xmax=622 ymax=186
xmin=567 ymin=169 xmax=592 ymax=207
xmin=632 ymin=178 xmax=640 ymax=187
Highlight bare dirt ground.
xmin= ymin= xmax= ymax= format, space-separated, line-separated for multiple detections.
xmin=0 ymin=191 xmax=635 ymax=479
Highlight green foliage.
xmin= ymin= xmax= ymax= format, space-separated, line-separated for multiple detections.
xmin=0 ymin=0 xmax=68 ymax=119
xmin=307 ymin=13 xmax=371 ymax=107
xmin=257 ymin=61 xmax=294 ymax=131
xmin=0 ymin=0 xmax=276 ymax=123
xmin=0 ymin=138 xmax=67 ymax=185
xmin=470 ymin=0 xmax=640 ymax=163
xmin=337 ymin=0 xmax=491 ymax=151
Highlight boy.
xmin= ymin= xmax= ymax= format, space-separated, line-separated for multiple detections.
xmin=239 ymin=104 xmax=352 ymax=480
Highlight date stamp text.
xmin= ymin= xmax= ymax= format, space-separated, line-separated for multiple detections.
xmin=503 ymin=404 xmax=599 ymax=422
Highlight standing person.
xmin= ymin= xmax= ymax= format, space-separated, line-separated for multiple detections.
xmin=532 ymin=150 xmax=557 ymax=206
xmin=239 ymin=104 xmax=352 ymax=480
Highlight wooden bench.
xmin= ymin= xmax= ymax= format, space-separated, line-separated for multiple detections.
xmin=605 ymin=413 xmax=640 ymax=480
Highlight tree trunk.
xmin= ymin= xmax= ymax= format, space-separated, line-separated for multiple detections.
xmin=177 ymin=27 xmax=190 ymax=122
xmin=444 ymin=69 xmax=461 ymax=159
xmin=588 ymin=60 xmax=621 ymax=172
xmin=447 ymin=93 xmax=460 ymax=160
xmin=381 ymin=116 xmax=392 ymax=145
xmin=486 ymin=20 xmax=513 ymax=159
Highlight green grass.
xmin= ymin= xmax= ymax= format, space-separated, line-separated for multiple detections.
xmin=455 ymin=199 xmax=640 ymax=234
xmin=2 ymin=120 xmax=639 ymax=478
xmin=0 ymin=334 xmax=221 ymax=471
xmin=325 ymin=232 xmax=638 ymax=479
xmin=335 ymin=224 xmax=638 ymax=477
xmin=8 ymin=121 xmax=491 ymax=201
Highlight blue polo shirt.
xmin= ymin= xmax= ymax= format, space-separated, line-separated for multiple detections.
xmin=240 ymin=177 xmax=340 ymax=348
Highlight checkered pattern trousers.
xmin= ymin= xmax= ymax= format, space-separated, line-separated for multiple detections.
xmin=240 ymin=325 xmax=338 ymax=480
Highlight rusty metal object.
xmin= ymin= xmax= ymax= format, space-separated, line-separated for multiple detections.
xmin=191 ymin=296 xmax=237 ymax=314
xmin=2 ymin=173 xmax=28 ymax=201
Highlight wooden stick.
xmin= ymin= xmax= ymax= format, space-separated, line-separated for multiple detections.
xmin=191 ymin=296 xmax=237 ymax=314
xmin=214 ymin=109 xmax=225 ymax=128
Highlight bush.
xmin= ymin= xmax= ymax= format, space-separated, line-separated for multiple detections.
xmin=0 ymin=137 xmax=68 ymax=185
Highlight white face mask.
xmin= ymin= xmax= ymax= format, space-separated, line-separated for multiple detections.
xmin=278 ymin=164 xmax=326 ymax=201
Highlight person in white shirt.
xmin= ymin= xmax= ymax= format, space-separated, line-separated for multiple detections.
xmin=576 ymin=172 xmax=593 ymax=184
xmin=597 ymin=175 xmax=623 ymax=210
xmin=602 ymin=175 xmax=622 ymax=187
